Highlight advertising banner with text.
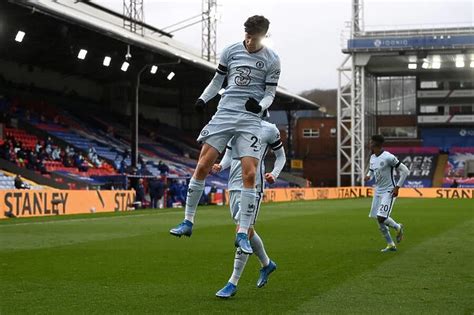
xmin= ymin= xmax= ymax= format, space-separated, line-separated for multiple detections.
xmin=0 ymin=190 xmax=136 ymax=219
xmin=226 ymin=187 xmax=473 ymax=204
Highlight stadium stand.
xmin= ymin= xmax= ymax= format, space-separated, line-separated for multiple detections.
xmin=0 ymin=171 xmax=17 ymax=190
xmin=382 ymin=147 xmax=439 ymax=188
xmin=1 ymin=95 xmax=291 ymax=192
xmin=432 ymin=153 xmax=449 ymax=187
xmin=443 ymin=147 xmax=474 ymax=188
xmin=364 ymin=146 xmax=474 ymax=188
xmin=0 ymin=170 xmax=43 ymax=190
xmin=420 ymin=128 xmax=474 ymax=151
xmin=2 ymin=124 xmax=116 ymax=176
xmin=0 ymin=0 xmax=317 ymax=197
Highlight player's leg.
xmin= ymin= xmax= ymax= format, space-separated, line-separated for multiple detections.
xmin=231 ymin=132 xmax=261 ymax=253
xmin=250 ymin=193 xmax=269 ymax=264
xmin=368 ymin=194 xmax=380 ymax=219
xmin=377 ymin=193 xmax=397 ymax=252
xmin=251 ymin=231 xmax=269 ymax=267
xmin=370 ymin=195 xmax=394 ymax=250
xmin=228 ymin=190 xmax=241 ymax=224
xmin=217 ymin=230 xmax=254 ymax=299
xmin=216 ymin=191 xmax=246 ymax=298
xmin=384 ymin=215 xmax=403 ymax=243
xmin=170 ymin=128 xmax=229 ymax=237
xmin=249 ymin=192 xmax=268 ymax=266
xmin=228 ymin=227 xmax=254 ymax=286
xmin=381 ymin=193 xmax=404 ymax=243
xmin=233 ymin=156 xmax=258 ymax=254
xmin=184 ymin=144 xmax=220 ymax=221
xmin=252 ymin=230 xmax=277 ymax=288
xmin=238 ymin=156 xmax=259 ymax=234
xmin=250 ymin=193 xmax=277 ymax=287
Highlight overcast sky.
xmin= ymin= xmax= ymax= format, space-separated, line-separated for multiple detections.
xmin=95 ymin=0 xmax=473 ymax=93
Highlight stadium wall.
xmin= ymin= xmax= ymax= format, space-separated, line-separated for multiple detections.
xmin=0 ymin=190 xmax=135 ymax=219
xmin=3 ymin=187 xmax=471 ymax=220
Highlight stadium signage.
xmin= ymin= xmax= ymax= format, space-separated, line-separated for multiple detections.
xmin=233 ymin=187 xmax=474 ymax=204
xmin=348 ymin=35 xmax=474 ymax=50
xmin=435 ymin=189 xmax=473 ymax=199
xmin=0 ymin=190 xmax=136 ymax=219
xmin=337 ymin=187 xmax=373 ymax=199
xmin=114 ymin=192 xmax=135 ymax=211
xmin=400 ymin=155 xmax=434 ymax=178
xmin=417 ymin=115 xmax=474 ymax=124
xmin=3 ymin=191 xmax=69 ymax=216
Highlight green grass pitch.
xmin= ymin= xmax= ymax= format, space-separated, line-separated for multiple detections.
xmin=1 ymin=198 xmax=473 ymax=314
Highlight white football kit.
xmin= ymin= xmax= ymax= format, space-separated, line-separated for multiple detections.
xmin=197 ymin=41 xmax=281 ymax=159
xmin=220 ymin=121 xmax=286 ymax=225
xmin=367 ymin=151 xmax=409 ymax=218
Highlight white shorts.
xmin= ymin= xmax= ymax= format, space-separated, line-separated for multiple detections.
xmin=197 ymin=110 xmax=262 ymax=159
xmin=369 ymin=192 xmax=397 ymax=219
xmin=229 ymin=190 xmax=263 ymax=225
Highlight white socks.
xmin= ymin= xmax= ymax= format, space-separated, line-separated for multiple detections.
xmin=250 ymin=231 xmax=270 ymax=267
xmin=184 ymin=178 xmax=205 ymax=223
xmin=228 ymin=231 xmax=271 ymax=285
xmin=237 ymin=188 xmax=256 ymax=234
xmin=378 ymin=222 xmax=395 ymax=246
xmin=228 ymin=249 xmax=249 ymax=285
xmin=384 ymin=217 xmax=401 ymax=231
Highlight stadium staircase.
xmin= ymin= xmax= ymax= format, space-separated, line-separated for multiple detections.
xmin=432 ymin=153 xmax=448 ymax=187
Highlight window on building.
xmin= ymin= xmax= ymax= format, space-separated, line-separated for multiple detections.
xmin=420 ymin=105 xmax=441 ymax=114
xmin=303 ymin=128 xmax=319 ymax=138
xmin=379 ymin=126 xmax=417 ymax=139
xmin=420 ymin=81 xmax=439 ymax=89
xmin=377 ymin=76 xmax=416 ymax=115
xmin=449 ymin=105 xmax=473 ymax=115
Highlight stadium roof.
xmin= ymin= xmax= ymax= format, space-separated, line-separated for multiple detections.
xmin=10 ymin=0 xmax=319 ymax=110
xmin=344 ymin=26 xmax=474 ymax=53
xmin=341 ymin=26 xmax=474 ymax=77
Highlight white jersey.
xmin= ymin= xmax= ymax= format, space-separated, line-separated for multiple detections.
xmin=369 ymin=151 xmax=401 ymax=194
xmin=216 ymin=41 xmax=281 ymax=115
xmin=228 ymin=121 xmax=282 ymax=192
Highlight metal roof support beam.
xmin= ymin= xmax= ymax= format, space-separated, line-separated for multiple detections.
xmin=123 ymin=0 xmax=144 ymax=36
xmin=201 ymin=0 xmax=217 ymax=63
xmin=337 ymin=55 xmax=367 ymax=187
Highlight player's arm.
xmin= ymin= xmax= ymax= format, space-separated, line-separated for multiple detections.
xmin=196 ymin=48 xmax=229 ymax=111
xmin=266 ymin=147 xmax=286 ymax=183
xmin=245 ymin=57 xmax=281 ymax=114
xmin=259 ymin=86 xmax=277 ymax=112
xmin=393 ymin=162 xmax=409 ymax=197
xmin=265 ymin=137 xmax=286 ymax=184
xmin=219 ymin=146 xmax=232 ymax=170
xmin=260 ymin=57 xmax=281 ymax=111
xmin=364 ymin=169 xmax=373 ymax=182
xmin=212 ymin=145 xmax=232 ymax=173
xmin=391 ymin=155 xmax=409 ymax=197
xmin=198 ymin=68 xmax=226 ymax=104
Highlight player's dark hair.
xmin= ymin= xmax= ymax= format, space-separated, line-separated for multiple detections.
xmin=244 ymin=15 xmax=270 ymax=35
xmin=371 ymin=134 xmax=385 ymax=146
